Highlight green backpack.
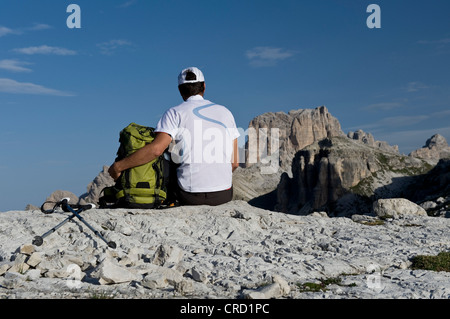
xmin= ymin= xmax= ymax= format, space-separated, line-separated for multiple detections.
xmin=99 ymin=123 xmax=167 ymax=209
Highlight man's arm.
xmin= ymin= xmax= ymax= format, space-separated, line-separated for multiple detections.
xmin=108 ymin=132 xmax=172 ymax=180
xmin=231 ymin=138 xmax=239 ymax=172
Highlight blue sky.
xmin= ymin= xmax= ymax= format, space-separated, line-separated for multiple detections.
xmin=0 ymin=0 xmax=449 ymax=211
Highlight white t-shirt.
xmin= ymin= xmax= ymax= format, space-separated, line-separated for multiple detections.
xmin=155 ymin=95 xmax=240 ymax=193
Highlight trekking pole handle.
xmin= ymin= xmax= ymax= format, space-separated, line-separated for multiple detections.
xmin=62 ymin=198 xmax=96 ymax=209
xmin=41 ymin=198 xmax=95 ymax=214
xmin=61 ymin=198 xmax=71 ymax=205
xmin=60 ymin=198 xmax=95 ymax=211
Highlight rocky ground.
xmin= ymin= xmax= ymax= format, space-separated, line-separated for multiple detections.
xmin=1 ymin=200 xmax=449 ymax=299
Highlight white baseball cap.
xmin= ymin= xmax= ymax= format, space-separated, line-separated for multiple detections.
xmin=178 ymin=67 xmax=205 ymax=85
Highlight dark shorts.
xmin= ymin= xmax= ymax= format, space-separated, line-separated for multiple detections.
xmin=177 ymin=187 xmax=233 ymax=206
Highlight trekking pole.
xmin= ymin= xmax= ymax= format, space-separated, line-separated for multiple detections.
xmin=32 ymin=198 xmax=116 ymax=249
xmin=60 ymin=199 xmax=117 ymax=249
xmin=32 ymin=207 xmax=81 ymax=246
xmin=32 ymin=198 xmax=82 ymax=246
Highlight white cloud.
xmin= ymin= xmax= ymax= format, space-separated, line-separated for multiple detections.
xmin=363 ymin=102 xmax=404 ymax=111
xmin=0 ymin=78 xmax=74 ymax=96
xmin=27 ymin=23 xmax=52 ymax=31
xmin=351 ymin=109 xmax=450 ymax=133
xmin=405 ymin=81 xmax=430 ymax=93
xmin=433 ymin=110 xmax=450 ymax=117
xmin=350 ymin=115 xmax=429 ymax=133
xmin=118 ymin=0 xmax=138 ymax=8
xmin=0 ymin=26 xmax=17 ymax=37
xmin=379 ymin=115 xmax=429 ymax=127
xmin=97 ymin=39 xmax=132 ymax=55
xmin=13 ymin=45 xmax=77 ymax=56
xmin=417 ymin=38 xmax=450 ymax=45
xmin=0 ymin=24 xmax=51 ymax=37
xmin=0 ymin=59 xmax=33 ymax=73
xmin=246 ymin=47 xmax=295 ymax=67
xmin=417 ymin=38 xmax=450 ymax=55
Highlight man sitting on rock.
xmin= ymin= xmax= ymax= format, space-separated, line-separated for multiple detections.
xmin=108 ymin=67 xmax=240 ymax=206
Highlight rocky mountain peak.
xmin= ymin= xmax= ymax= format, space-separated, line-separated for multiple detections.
xmin=347 ymin=129 xmax=399 ymax=154
xmin=410 ymin=134 xmax=450 ymax=161
xmin=426 ymin=134 xmax=448 ymax=148
xmin=245 ymin=106 xmax=345 ymax=171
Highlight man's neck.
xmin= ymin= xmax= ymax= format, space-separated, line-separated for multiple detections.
xmin=184 ymin=94 xmax=204 ymax=101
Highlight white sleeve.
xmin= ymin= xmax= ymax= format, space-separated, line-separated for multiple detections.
xmin=155 ymin=108 xmax=179 ymax=139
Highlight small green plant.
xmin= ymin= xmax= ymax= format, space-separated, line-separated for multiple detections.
xmin=403 ymin=223 xmax=422 ymax=227
xmin=297 ymin=276 xmax=357 ymax=293
xmin=379 ymin=214 xmax=394 ymax=221
xmin=297 ymin=281 xmax=326 ymax=292
xmin=359 ymin=220 xmax=385 ymax=226
xmin=377 ymin=153 xmax=389 ymax=167
xmin=18 ymin=263 xmax=27 ymax=275
xmin=410 ymin=251 xmax=450 ymax=272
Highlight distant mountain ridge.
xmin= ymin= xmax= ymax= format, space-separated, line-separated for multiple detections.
xmin=235 ymin=105 xmax=449 ymax=216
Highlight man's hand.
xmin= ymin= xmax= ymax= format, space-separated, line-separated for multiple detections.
xmin=107 ymin=132 xmax=172 ymax=181
xmin=108 ymin=162 xmax=122 ymax=181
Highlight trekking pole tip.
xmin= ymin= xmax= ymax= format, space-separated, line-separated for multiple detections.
xmin=32 ymin=236 xmax=43 ymax=247
xmin=108 ymin=241 xmax=117 ymax=249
